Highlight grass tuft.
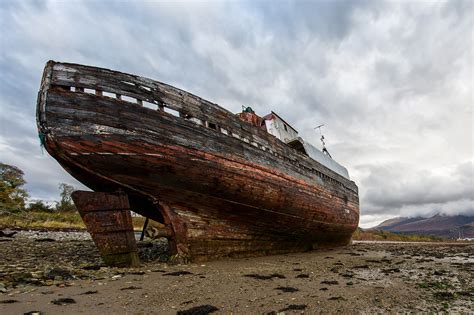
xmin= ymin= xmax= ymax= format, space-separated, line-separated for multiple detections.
xmin=0 ymin=211 xmax=147 ymax=231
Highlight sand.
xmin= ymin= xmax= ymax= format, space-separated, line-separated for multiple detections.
xmin=0 ymin=232 xmax=472 ymax=314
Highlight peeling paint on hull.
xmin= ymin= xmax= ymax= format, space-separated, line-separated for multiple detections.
xmin=37 ymin=61 xmax=360 ymax=261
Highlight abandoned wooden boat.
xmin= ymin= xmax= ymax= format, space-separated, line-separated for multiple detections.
xmin=36 ymin=61 xmax=359 ymax=264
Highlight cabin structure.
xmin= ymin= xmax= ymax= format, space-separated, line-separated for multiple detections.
xmin=261 ymin=111 xmax=350 ymax=179
xmin=262 ymin=111 xmax=299 ymax=143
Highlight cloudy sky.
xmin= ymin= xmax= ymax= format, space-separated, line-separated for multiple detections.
xmin=0 ymin=0 xmax=472 ymax=227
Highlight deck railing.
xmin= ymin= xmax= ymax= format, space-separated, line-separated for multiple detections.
xmin=39 ymin=61 xmax=356 ymax=194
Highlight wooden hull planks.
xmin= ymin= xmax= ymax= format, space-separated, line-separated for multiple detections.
xmin=37 ymin=61 xmax=359 ymax=262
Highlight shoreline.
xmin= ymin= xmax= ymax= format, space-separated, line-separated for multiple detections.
xmin=0 ymin=230 xmax=474 ymax=245
xmin=1 ymin=233 xmax=473 ymax=313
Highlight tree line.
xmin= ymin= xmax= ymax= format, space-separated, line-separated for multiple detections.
xmin=0 ymin=162 xmax=76 ymax=213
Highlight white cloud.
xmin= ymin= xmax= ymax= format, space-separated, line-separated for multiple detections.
xmin=0 ymin=0 xmax=472 ymax=225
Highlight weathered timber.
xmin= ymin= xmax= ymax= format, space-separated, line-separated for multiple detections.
xmin=37 ymin=61 xmax=359 ymax=262
xmin=71 ymin=191 xmax=140 ymax=267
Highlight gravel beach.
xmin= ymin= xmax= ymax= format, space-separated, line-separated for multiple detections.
xmin=0 ymin=231 xmax=472 ymax=314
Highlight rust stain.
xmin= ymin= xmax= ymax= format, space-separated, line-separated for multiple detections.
xmin=37 ymin=61 xmax=360 ymax=263
xmin=71 ymin=191 xmax=140 ymax=267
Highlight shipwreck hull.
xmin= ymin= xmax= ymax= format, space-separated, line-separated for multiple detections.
xmin=37 ymin=61 xmax=359 ymax=262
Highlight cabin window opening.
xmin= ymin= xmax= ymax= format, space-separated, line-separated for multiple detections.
xmin=121 ymin=95 xmax=136 ymax=103
xmin=343 ymin=195 xmax=348 ymax=204
xmin=232 ymin=133 xmax=240 ymax=139
xmin=143 ymin=101 xmax=158 ymax=110
xmin=164 ymin=107 xmax=180 ymax=117
xmin=102 ymin=91 xmax=115 ymax=98
xmin=284 ymin=124 xmax=288 ymax=131
xmin=251 ymin=141 xmax=258 ymax=147
xmin=221 ymin=128 xmax=229 ymax=135
xmin=116 ymin=94 xmax=122 ymax=100
xmin=84 ymin=88 xmax=95 ymax=94
xmin=206 ymin=122 xmax=217 ymax=130
xmin=54 ymin=85 xmax=70 ymax=92
xmin=70 ymin=86 xmax=76 ymax=92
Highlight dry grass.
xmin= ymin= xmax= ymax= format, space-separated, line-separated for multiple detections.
xmin=352 ymin=228 xmax=444 ymax=242
xmin=0 ymin=211 xmax=147 ymax=231
xmin=131 ymin=215 xmax=147 ymax=230
xmin=0 ymin=211 xmax=85 ymax=230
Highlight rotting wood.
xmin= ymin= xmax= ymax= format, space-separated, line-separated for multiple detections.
xmin=37 ymin=61 xmax=359 ymax=262
xmin=71 ymin=191 xmax=140 ymax=267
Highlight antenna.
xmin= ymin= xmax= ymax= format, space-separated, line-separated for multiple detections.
xmin=314 ymin=124 xmax=332 ymax=159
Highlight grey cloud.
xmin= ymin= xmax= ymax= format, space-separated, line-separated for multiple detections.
xmin=360 ymin=161 xmax=473 ymax=212
xmin=0 ymin=0 xmax=472 ymax=227
xmin=252 ymin=0 xmax=377 ymax=42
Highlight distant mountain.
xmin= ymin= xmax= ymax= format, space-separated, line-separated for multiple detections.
xmin=371 ymin=214 xmax=474 ymax=239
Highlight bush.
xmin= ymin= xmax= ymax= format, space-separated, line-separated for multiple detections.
xmin=55 ymin=183 xmax=77 ymax=212
xmin=0 ymin=162 xmax=29 ymax=212
xmin=27 ymin=200 xmax=54 ymax=212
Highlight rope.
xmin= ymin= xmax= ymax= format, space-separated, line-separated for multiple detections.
xmin=38 ymin=132 xmax=46 ymax=154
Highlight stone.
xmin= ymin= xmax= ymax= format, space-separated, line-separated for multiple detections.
xmin=51 ymin=298 xmax=76 ymax=305
xmin=44 ymin=267 xmax=73 ymax=280
xmin=177 ymin=305 xmax=219 ymax=315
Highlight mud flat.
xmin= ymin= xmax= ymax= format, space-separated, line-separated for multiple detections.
xmin=0 ymin=232 xmax=472 ymax=314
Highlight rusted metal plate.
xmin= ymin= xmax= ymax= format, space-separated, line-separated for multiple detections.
xmin=72 ymin=191 xmax=139 ymax=267
xmin=237 ymin=112 xmax=264 ymax=129
xmin=71 ymin=191 xmax=129 ymax=212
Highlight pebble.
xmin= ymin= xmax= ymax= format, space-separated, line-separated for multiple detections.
xmin=0 ymin=235 xmax=170 ymax=290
